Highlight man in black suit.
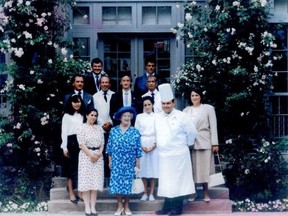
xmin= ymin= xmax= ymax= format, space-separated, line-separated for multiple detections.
xmin=64 ymin=74 xmax=94 ymax=110
xmin=110 ymin=71 xmax=140 ymax=125
xmin=134 ymin=58 xmax=156 ymax=99
xmin=84 ymin=58 xmax=108 ymax=95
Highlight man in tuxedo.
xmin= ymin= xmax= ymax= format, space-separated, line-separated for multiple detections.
xmin=110 ymin=72 xmax=140 ymax=125
xmin=84 ymin=58 xmax=108 ymax=95
xmin=134 ymin=58 xmax=156 ymax=99
xmin=64 ymin=74 xmax=94 ymax=110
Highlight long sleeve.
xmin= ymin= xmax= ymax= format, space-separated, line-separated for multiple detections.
xmin=208 ymin=106 xmax=219 ymax=145
xmin=61 ymin=114 xmax=69 ymax=151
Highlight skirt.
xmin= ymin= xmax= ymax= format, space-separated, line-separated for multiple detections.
xmin=191 ymin=149 xmax=215 ymax=183
xmin=62 ymin=134 xmax=80 ymax=189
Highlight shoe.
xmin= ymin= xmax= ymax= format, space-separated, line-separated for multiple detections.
xmin=76 ymin=195 xmax=84 ymax=202
xmin=125 ymin=209 xmax=132 ymax=215
xmin=70 ymin=199 xmax=78 ymax=204
xmin=203 ymin=197 xmax=211 ymax=202
xmin=169 ymin=210 xmax=182 ymax=215
xmin=155 ymin=209 xmax=170 ymax=215
xmin=91 ymin=213 xmax=98 ymax=216
xmin=85 ymin=213 xmax=91 ymax=216
xmin=188 ymin=197 xmax=195 ymax=202
xmin=114 ymin=208 xmax=124 ymax=216
xmin=140 ymin=193 xmax=148 ymax=201
xmin=149 ymin=194 xmax=155 ymax=201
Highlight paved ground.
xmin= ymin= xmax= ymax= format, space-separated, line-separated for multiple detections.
xmin=0 ymin=212 xmax=288 ymax=216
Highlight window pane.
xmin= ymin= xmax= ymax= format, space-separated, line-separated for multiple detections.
xmin=73 ymin=38 xmax=90 ymax=61
xmin=118 ymin=7 xmax=132 ymax=25
xmin=274 ymin=0 xmax=288 ymax=13
xmin=142 ymin=7 xmax=156 ymax=25
xmin=158 ymin=6 xmax=171 ymax=25
xmin=73 ymin=7 xmax=89 ymax=25
xmin=273 ymin=71 xmax=288 ymax=92
xmin=103 ymin=7 xmax=117 ymax=25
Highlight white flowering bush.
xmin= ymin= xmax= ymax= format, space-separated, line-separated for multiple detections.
xmin=0 ymin=0 xmax=90 ymax=208
xmin=0 ymin=200 xmax=48 ymax=213
xmin=233 ymin=198 xmax=288 ymax=212
xmin=223 ymin=137 xmax=288 ymax=202
xmin=171 ymin=0 xmax=282 ymax=135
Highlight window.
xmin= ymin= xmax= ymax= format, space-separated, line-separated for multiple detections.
xmin=270 ymin=25 xmax=288 ymax=137
xmin=103 ymin=37 xmax=131 ymax=92
xmin=102 ymin=7 xmax=132 ymax=25
xmin=142 ymin=6 xmax=171 ymax=25
xmin=0 ymin=53 xmax=9 ymax=117
xmin=73 ymin=38 xmax=90 ymax=61
xmin=73 ymin=6 xmax=90 ymax=25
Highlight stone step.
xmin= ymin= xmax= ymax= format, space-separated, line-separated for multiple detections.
xmin=48 ymin=198 xmax=232 ymax=214
xmin=49 ymin=177 xmax=232 ymax=214
xmin=50 ymin=186 xmax=229 ymax=200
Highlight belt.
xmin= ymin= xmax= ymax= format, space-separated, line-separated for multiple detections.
xmin=87 ymin=147 xmax=100 ymax=150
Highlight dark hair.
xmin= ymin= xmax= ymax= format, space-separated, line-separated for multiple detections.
xmin=147 ymin=74 xmax=158 ymax=82
xmin=142 ymin=95 xmax=154 ymax=105
xmin=145 ymin=57 xmax=156 ymax=66
xmin=91 ymin=58 xmax=103 ymax=67
xmin=188 ymin=87 xmax=204 ymax=105
xmin=120 ymin=71 xmax=132 ymax=82
xmin=100 ymin=75 xmax=110 ymax=82
xmin=83 ymin=108 xmax=98 ymax=124
xmin=64 ymin=94 xmax=86 ymax=115
xmin=71 ymin=73 xmax=84 ymax=83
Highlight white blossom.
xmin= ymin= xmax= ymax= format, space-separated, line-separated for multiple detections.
xmin=185 ymin=13 xmax=192 ymax=21
xmin=61 ymin=47 xmax=68 ymax=56
xmin=18 ymin=84 xmax=25 ymax=90
xmin=232 ymin=1 xmax=240 ymax=7
xmin=37 ymin=79 xmax=43 ymax=84
xmin=177 ymin=22 xmax=184 ymax=29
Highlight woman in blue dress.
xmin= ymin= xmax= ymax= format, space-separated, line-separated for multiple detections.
xmin=106 ymin=106 xmax=142 ymax=216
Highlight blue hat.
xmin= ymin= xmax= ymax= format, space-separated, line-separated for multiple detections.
xmin=114 ymin=106 xmax=137 ymax=121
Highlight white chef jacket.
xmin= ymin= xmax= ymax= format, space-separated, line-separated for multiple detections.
xmin=154 ymin=108 xmax=197 ymax=198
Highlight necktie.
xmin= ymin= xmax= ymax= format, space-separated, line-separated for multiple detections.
xmin=78 ymin=90 xmax=82 ymax=98
xmin=95 ymin=74 xmax=100 ymax=90
xmin=151 ymin=92 xmax=155 ymax=101
xmin=124 ymin=92 xmax=128 ymax=106
xmin=103 ymin=91 xmax=107 ymax=102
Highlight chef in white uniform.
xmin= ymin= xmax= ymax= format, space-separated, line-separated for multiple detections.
xmin=154 ymin=83 xmax=197 ymax=215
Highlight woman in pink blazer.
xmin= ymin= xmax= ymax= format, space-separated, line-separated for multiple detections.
xmin=183 ymin=87 xmax=219 ymax=202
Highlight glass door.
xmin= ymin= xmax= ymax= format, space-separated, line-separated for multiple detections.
xmin=143 ymin=39 xmax=171 ymax=83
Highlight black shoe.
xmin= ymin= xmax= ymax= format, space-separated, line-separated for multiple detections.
xmin=70 ymin=199 xmax=78 ymax=204
xmin=76 ymin=195 xmax=84 ymax=202
xmin=169 ymin=210 xmax=182 ymax=215
xmin=91 ymin=213 xmax=98 ymax=216
xmin=85 ymin=213 xmax=91 ymax=216
xmin=155 ymin=209 xmax=170 ymax=215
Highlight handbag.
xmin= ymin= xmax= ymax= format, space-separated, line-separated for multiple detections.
xmin=208 ymin=153 xmax=225 ymax=188
xmin=131 ymin=168 xmax=144 ymax=194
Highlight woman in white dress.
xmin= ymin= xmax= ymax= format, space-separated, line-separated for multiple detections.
xmin=183 ymin=87 xmax=219 ymax=202
xmin=61 ymin=94 xmax=85 ymax=204
xmin=134 ymin=96 xmax=158 ymax=202
xmin=77 ymin=108 xmax=104 ymax=216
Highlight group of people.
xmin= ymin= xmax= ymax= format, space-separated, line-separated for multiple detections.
xmin=60 ymin=57 xmax=219 ymax=216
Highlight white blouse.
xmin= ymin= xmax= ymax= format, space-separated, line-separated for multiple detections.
xmin=61 ymin=113 xmax=83 ymax=151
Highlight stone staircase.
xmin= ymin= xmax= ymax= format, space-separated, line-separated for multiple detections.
xmin=48 ymin=177 xmax=232 ymax=214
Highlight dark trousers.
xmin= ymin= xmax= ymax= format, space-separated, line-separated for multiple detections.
xmin=161 ymin=196 xmax=185 ymax=214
